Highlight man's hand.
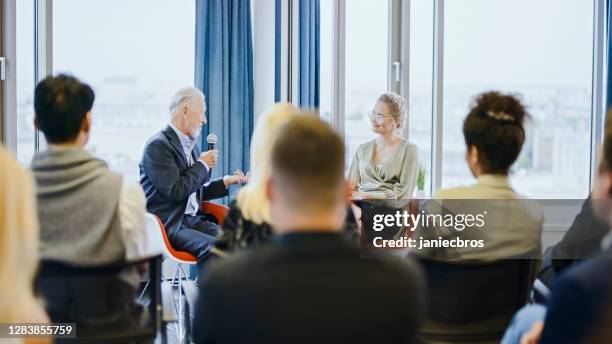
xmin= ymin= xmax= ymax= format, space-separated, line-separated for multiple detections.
xmin=352 ymin=191 xmax=373 ymax=200
xmin=199 ymin=150 xmax=218 ymax=167
xmin=520 ymin=321 xmax=544 ymax=344
xmin=223 ymin=170 xmax=247 ymax=186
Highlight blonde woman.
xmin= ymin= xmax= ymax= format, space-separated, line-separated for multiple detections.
xmin=349 ymin=92 xmax=419 ymax=200
xmin=214 ymin=103 xmax=299 ymax=254
xmin=0 ymin=145 xmax=50 ymax=344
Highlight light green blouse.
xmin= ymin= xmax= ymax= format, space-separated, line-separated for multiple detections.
xmin=349 ymin=140 xmax=419 ymax=200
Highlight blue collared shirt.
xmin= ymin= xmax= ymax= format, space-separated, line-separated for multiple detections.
xmin=169 ymin=123 xmax=208 ymax=216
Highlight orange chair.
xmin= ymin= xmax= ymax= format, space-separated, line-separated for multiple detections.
xmin=144 ymin=201 xmax=228 ymax=343
xmin=201 ymin=201 xmax=229 ymax=226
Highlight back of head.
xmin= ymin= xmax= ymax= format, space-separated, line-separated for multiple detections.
xmin=463 ymin=91 xmax=528 ymax=174
xmin=237 ymin=103 xmax=300 ymax=224
xmin=0 ymin=146 xmax=43 ymax=322
xmin=34 ymin=74 xmax=95 ymax=144
xmin=270 ymin=116 xmax=345 ymax=211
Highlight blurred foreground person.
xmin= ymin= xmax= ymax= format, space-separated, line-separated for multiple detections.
xmin=0 ymin=146 xmax=50 ymax=344
xmin=502 ymin=114 xmax=612 ymax=344
xmin=215 ymin=103 xmax=298 ymax=255
xmin=193 ymin=116 xmax=426 ymax=344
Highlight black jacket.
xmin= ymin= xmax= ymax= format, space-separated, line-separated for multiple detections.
xmin=193 ymin=232 xmax=426 ymax=344
xmin=540 ymin=246 xmax=612 ymax=343
xmin=139 ymin=126 xmax=228 ymax=240
xmin=538 ymin=197 xmax=609 ymax=287
xmin=214 ymin=200 xmax=273 ymax=254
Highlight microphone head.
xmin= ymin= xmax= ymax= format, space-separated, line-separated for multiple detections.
xmin=207 ymin=134 xmax=217 ymax=145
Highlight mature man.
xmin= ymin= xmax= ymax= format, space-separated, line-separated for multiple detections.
xmin=193 ymin=117 xmax=426 ymax=344
xmin=140 ymin=87 xmax=245 ymax=271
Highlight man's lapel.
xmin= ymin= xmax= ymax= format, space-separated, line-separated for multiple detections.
xmin=163 ymin=125 xmax=188 ymax=167
xmin=193 ymin=140 xmax=204 ymax=207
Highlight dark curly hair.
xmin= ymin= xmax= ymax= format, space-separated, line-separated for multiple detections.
xmin=463 ymin=91 xmax=529 ymax=174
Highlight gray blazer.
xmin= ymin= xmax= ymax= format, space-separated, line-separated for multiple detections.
xmin=413 ymin=175 xmax=543 ymax=260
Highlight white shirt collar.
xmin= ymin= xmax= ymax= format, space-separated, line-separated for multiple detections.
xmin=169 ymin=123 xmax=197 ymax=153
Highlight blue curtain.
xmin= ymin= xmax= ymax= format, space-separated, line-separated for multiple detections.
xmin=195 ymin=0 xmax=254 ymax=202
xmin=274 ymin=0 xmax=320 ymax=107
xmin=299 ymin=0 xmax=320 ymax=109
xmin=606 ymin=0 xmax=612 ymax=110
xmin=275 ymin=0 xmax=282 ymax=102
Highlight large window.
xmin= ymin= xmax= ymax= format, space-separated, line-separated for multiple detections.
xmin=52 ymin=0 xmax=195 ymax=182
xmin=343 ymin=0 xmax=389 ymax=164
xmin=319 ymin=0 xmax=333 ymax=124
xmin=441 ymin=0 xmax=594 ymax=198
xmin=407 ymin=0 xmax=435 ymax=195
xmin=320 ymin=0 xmax=599 ymax=199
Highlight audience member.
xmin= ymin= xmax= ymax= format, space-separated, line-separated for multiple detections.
xmin=414 ymin=91 xmax=542 ymax=260
xmin=0 ymin=145 xmax=50 ymax=344
xmin=215 ymin=103 xmax=298 ymax=255
xmin=193 ymin=116 xmax=426 ymax=344
xmin=32 ymin=74 xmax=147 ymax=265
xmin=538 ymin=196 xmax=609 ymax=287
xmin=502 ymin=114 xmax=612 ymax=344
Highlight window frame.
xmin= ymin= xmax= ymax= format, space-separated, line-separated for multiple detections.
xmin=3 ymin=0 xmax=608 ymax=197
xmin=315 ymin=0 xmax=606 ymax=198
xmin=1 ymin=0 xmax=51 ymax=153
xmin=1 ymin=0 xmax=17 ymax=150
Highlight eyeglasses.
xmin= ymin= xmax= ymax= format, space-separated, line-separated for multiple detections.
xmin=369 ymin=111 xmax=394 ymax=125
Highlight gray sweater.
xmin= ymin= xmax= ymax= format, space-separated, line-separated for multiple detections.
xmin=32 ymin=146 xmax=126 ymax=265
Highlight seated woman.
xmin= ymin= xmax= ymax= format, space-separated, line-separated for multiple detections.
xmin=214 ymin=103 xmax=299 ymax=254
xmin=349 ymin=92 xmax=419 ymax=201
xmin=414 ymin=91 xmax=542 ymax=261
xmin=0 ymin=145 xmax=50 ymax=344
xmin=348 ymin=93 xmax=418 ymax=253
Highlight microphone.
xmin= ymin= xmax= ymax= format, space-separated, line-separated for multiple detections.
xmin=207 ymin=133 xmax=217 ymax=151
xmin=206 ymin=134 xmax=217 ymax=177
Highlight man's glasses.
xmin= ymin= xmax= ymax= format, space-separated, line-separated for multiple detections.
xmin=369 ymin=111 xmax=394 ymax=125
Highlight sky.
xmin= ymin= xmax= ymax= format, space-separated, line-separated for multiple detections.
xmin=52 ymin=0 xmax=195 ymax=85
xmin=18 ymin=0 xmax=595 ymax=94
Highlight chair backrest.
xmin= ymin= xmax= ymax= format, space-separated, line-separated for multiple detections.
xmin=35 ymin=255 xmax=162 ymax=344
xmin=201 ymin=201 xmax=229 ymax=225
xmin=417 ymin=258 xmax=536 ymax=324
xmin=145 ymin=213 xmax=172 ymax=257
xmin=145 ymin=212 xmax=197 ymax=262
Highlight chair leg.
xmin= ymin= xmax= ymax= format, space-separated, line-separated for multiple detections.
xmin=178 ymin=268 xmax=183 ymax=343
xmin=137 ymin=280 xmax=150 ymax=302
xmin=170 ymin=262 xmax=194 ymax=344
xmin=170 ymin=264 xmax=180 ymax=287
xmin=169 ymin=263 xmax=183 ymax=343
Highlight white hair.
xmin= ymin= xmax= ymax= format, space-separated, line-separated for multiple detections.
xmin=169 ymin=87 xmax=205 ymax=116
